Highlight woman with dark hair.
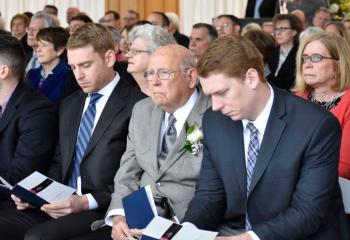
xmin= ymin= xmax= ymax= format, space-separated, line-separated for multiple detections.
xmin=267 ymin=13 xmax=302 ymax=91
xmin=27 ymin=27 xmax=72 ymax=105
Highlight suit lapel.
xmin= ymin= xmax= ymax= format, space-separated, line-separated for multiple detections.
xmin=248 ymin=88 xmax=286 ymax=194
xmin=220 ymin=118 xmax=248 ymax=199
xmin=150 ymin=106 xmax=164 ymax=174
xmin=0 ymin=84 xmax=24 ymax=133
xmin=82 ymin=80 xmax=128 ymax=160
xmin=63 ymin=91 xmax=86 ymax=175
xmin=156 ymin=91 xmax=210 ymax=180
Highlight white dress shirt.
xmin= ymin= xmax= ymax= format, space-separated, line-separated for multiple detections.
xmin=104 ymin=89 xmax=199 ymax=226
xmin=241 ymin=84 xmax=274 ymax=240
xmin=77 ymin=73 xmax=120 ymax=210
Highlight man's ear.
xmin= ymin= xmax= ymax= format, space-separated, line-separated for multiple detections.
xmin=234 ymin=25 xmax=241 ymax=35
xmin=245 ymin=68 xmax=259 ymax=89
xmin=104 ymin=49 xmax=116 ymax=68
xmin=0 ymin=65 xmax=10 ymax=80
xmin=186 ymin=68 xmax=198 ymax=89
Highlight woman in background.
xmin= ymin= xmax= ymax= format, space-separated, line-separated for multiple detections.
xmin=267 ymin=13 xmax=302 ymax=91
xmin=125 ymin=24 xmax=175 ymax=95
xmin=294 ymin=32 xmax=350 ymax=179
xmin=27 ymin=27 xmax=71 ymax=105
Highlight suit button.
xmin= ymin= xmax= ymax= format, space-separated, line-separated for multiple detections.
xmin=156 ymin=182 xmax=161 ymax=187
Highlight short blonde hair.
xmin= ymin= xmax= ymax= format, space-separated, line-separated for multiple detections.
xmin=294 ymin=32 xmax=350 ymax=93
xmin=67 ymin=23 xmax=115 ymax=56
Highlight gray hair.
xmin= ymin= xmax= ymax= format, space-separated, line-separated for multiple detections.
xmin=32 ymin=11 xmax=57 ymax=27
xmin=180 ymin=49 xmax=197 ymax=71
xmin=128 ymin=24 xmax=176 ymax=53
xmin=299 ymin=26 xmax=323 ymax=42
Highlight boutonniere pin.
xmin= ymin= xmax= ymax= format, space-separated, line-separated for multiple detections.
xmin=181 ymin=122 xmax=203 ymax=156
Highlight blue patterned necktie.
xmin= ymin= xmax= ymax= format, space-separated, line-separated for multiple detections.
xmin=68 ymin=93 xmax=102 ymax=188
xmin=246 ymin=122 xmax=259 ymax=230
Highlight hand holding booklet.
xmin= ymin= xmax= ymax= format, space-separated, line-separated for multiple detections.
xmin=0 ymin=171 xmax=76 ymax=207
xmin=141 ymin=216 xmax=218 ymax=240
xmin=122 ymin=185 xmax=158 ymax=229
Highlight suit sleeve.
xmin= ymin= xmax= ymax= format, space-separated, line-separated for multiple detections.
xmin=6 ymin=100 xmax=57 ymax=184
xmin=107 ymin=104 xmax=144 ymax=213
xmin=253 ymin=114 xmax=341 ymax=239
xmin=182 ymin=113 xmax=227 ymax=230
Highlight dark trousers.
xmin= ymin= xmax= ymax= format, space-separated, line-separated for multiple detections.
xmin=0 ymin=204 xmax=105 ymax=240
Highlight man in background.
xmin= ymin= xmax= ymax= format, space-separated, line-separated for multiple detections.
xmin=189 ymin=23 xmax=217 ymax=61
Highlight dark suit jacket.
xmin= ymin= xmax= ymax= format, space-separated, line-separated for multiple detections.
xmin=0 ymin=83 xmax=57 ymax=186
xmin=183 ymin=87 xmax=349 ymax=239
xmin=48 ymin=78 xmax=145 ymax=209
xmin=174 ymin=31 xmax=189 ymax=49
xmin=267 ymin=44 xmax=298 ymax=91
xmin=245 ymin=0 xmax=278 ymax=18
xmin=27 ymin=61 xmax=72 ymax=105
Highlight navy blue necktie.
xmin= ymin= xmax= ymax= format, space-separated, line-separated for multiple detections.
xmin=246 ymin=122 xmax=259 ymax=230
xmin=68 ymin=93 xmax=102 ymax=188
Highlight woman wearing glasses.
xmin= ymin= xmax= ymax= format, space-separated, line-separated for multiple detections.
xmin=294 ymin=32 xmax=350 ymax=179
xmin=125 ymin=24 xmax=175 ymax=95
xmin=267 ymin=14 xmax=302 ymax=91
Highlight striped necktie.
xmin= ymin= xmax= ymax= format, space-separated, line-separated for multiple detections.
xmin=246 ymin=122 xmax=259 ymax=230
xmin=68 ymin=93 xmax=102 ymax=188
xmin=158 ymin=114 xmax=177 ymax=167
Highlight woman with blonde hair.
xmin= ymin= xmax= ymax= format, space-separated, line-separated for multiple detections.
xmin=294 ymin=32 xmax=350 ymax=179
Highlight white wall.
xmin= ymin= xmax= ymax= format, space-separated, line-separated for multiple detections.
xmin=1 ymin=0 xmax=248 ymax=34
xmin=180 ymin=0 xmax=248 ymax=35
xmin=0 ymin=0 xmax=104 ymax=30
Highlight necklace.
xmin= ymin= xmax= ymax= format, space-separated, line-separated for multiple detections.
xmin=308 ymin=91 xmax=344 ymax=111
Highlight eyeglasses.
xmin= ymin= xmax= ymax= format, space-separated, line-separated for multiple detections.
xmin=125 ymin=49 xmax=150 ymax=56
xmin=301 ymin=53 xmax=335 ymax=64
xmin=26 ymin=27 xmax=41 ymax=34
xmin=144 ymin=69 xmax=183 ymax=81
xmin=273 ymin=27 xmax=292 ymax=34
xmin=215 ymin=23 xmax=233 ymax=30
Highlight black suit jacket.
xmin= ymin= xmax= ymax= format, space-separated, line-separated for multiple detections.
xmin=174 ymin=31 xmax=190 ymax=49
xmin=245 ymin=0 xmax=278 ymax=18
xmin=48 ymin=78 xmax=145 ymax=209
xmin=267 ymin=44 xmax=298 ymax=91
xmin=183 ymin=87 xmax=349 ymax=239
xmin=0 ymin=83 xmax=57 ymax=185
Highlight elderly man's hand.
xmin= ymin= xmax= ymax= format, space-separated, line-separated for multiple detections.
xmin=111 ymin=215 xmax=142 ymax=240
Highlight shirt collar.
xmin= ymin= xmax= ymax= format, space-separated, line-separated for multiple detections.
xmin=0 ymin=83 xmax=18 ymax=114
xmin=93 ymin=72 xmax=120 ymax=98
xmin=242 ymin=84 xmax=274 ymax=136
xmin=164 ymin=89 xmax=199 ymax=125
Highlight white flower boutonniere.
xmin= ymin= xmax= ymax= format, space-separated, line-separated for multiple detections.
xmin=181 ymin=122 xmax=203 ymax=156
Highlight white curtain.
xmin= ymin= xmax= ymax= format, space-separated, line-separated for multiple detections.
xmin=0 ymin=0 xmax=104 ymax=30
xmin=180 ymin=0 xmax=248 ymax=35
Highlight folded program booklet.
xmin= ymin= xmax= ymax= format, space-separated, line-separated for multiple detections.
xmin=0 ymin=171 xmax=76 ymax=207
xmin=141 ymin=216 xmax=218 ymax=240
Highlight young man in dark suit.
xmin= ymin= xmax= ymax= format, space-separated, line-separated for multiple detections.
xmin=0 ymin=23 xmax=145 ymax=240
xmin=183 ymin=36 xmax=349 ymax=239
xmin=0 ymin=34 xmax=57 ymax=196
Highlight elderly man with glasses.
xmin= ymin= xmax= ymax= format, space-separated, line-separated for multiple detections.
xmin=87 ymin=44 xmax=211 ymax=240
